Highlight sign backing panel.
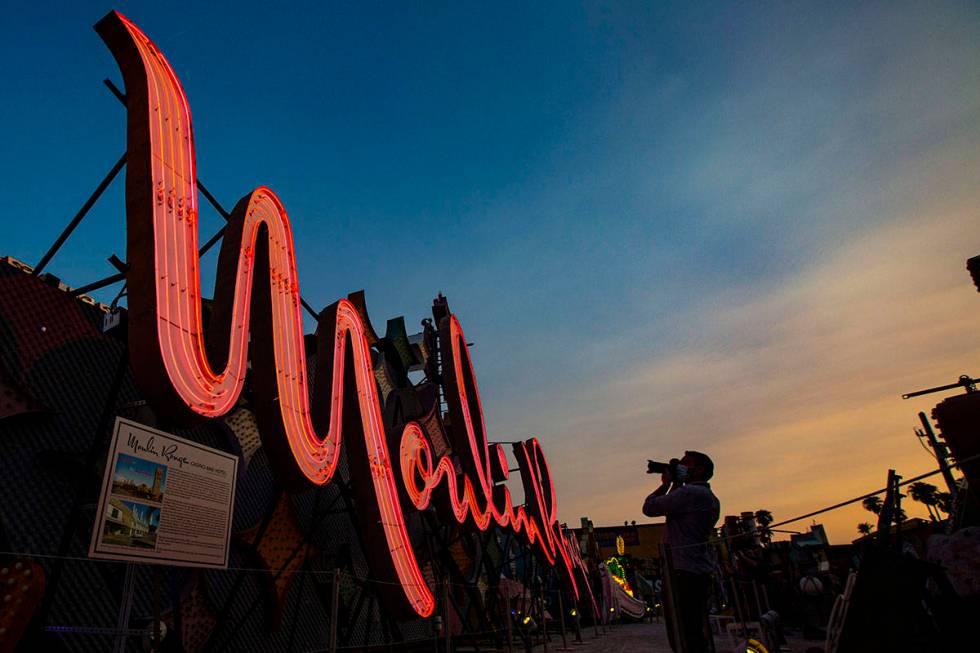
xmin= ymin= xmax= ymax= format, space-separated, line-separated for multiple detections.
xmin=89 ymin=417 xmax=238 ymax=568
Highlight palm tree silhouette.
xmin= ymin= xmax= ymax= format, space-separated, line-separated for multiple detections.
xmin=908 ymin=482 xmax=940 ymax=522
xmin=862 ymin=495 xmax=883 ymax=515
xmin=856 ymin=522 xmax=873 ymax=536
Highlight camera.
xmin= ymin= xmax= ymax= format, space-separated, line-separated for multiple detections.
xmin=647 ymin=458 xmax=680 ymax=478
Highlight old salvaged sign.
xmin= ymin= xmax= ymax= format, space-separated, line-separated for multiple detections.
xmin=94 ymin=10 xmax=594 ymax=620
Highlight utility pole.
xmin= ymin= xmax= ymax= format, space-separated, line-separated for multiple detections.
xmin=876 ymin=470 xmax=902 ymax=549
xmin=917 ymin=412 xmax=959 ymax=499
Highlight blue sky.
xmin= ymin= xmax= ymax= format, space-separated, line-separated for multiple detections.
xmin=2 ymin=2 xmax=979 ymax=541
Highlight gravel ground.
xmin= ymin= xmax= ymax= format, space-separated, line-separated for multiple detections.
xmin=539 ymin=621 xmax=825 ymax=653
xmin=545 ymin=621 xmax=673 ymax=653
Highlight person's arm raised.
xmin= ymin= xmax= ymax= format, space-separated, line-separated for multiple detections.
xmin=642 ymin=472 xmax=678 ymax=517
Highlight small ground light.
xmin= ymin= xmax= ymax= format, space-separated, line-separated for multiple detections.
xmin=569 ymin=609 xmax=577 ymax=617
xmin=609 ymin=607 xmax=615 ymax=612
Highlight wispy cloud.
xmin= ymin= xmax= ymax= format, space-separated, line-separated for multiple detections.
xmin=539 ymin=201 xmax=979 ymax=541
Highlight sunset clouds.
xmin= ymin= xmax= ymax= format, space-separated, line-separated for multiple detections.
xmin=537 ymin=205 xmax=979 ymax=541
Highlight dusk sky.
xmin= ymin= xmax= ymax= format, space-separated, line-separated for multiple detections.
xmin=2 ymin=2 xmax=978 ymax=543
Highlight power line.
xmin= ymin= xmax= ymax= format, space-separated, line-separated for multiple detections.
xmin=767 ymin=452 xmax=975 ymax=530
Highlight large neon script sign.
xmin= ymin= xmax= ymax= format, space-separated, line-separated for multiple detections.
xmin=95 ymin=10 xmax=594 ymax=619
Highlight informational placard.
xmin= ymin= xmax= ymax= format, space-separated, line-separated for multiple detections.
xmin=89 ymin=417 xmax=238 ymax=568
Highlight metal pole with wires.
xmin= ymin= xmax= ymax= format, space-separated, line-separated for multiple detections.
xmin=917 ymin=412 xmax=959 ymax=499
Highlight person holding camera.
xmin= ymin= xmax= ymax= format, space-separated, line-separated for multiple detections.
xmin=643 ymin=451 xmax=720 ymax=653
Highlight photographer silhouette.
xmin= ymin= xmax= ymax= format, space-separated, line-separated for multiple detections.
xmin=643 ymin=451 xmax=720 ymax=653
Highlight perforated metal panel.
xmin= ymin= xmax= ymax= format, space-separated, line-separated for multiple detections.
xmin=0 ymin=260 xmax=516 ymax=652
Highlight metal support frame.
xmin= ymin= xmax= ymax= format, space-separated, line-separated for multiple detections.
xmin=203 ymin=494 xmax=281 ymax=653
xmin=285 ymin=540 xmax=315 ymax=652
xmin=556 ymin=588 xmax=569 ymax=651
xmin=480 ymin=528 xmax=511 ymax=649
xmin=331 ymin=475 xmax=406 ymax=650
xmin=104 ymin=77 xmax=319 ymax=319
xmin=33 ymin=152 xmax=127 ymax=275
xmin=205 ymin=485 xmax=345 ymax=653
xmin=39 ymin=77 xmax=319 ymax=323
xmin=419 ymin=511 xmax=473 ymax=646
xmin=70 ymin=271 xmax=126 ymax=297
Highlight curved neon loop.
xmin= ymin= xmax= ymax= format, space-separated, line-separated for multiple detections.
xmin=402 ymin=314 xmax=596 ymax=604
xmin=96 ymin=9 xmax=595 ymax=619
xmin=399 ymin=424 xmax=547 ymax=548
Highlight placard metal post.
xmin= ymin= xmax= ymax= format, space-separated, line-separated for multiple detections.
xmin=329 ymin=568 xmax=340 ymax=653
xmin=151 ymin=566 xmax=161 ymax=652
xmin=112 ymin=563 xmax=135 ymax=653
xmin=504 ymin=589 xmax=514 ymax=653
xmin=541 ymin=593 xmax=548 ymax=653
xmin=443 ymin=580 xmax=451 ymax=653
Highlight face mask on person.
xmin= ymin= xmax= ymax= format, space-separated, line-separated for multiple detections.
xmin=674 ymin=464 xmax=689 ymax=482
